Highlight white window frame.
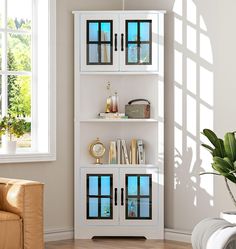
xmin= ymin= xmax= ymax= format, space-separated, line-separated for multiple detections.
xmin=0 ymin=0 xmax=56 ymax=163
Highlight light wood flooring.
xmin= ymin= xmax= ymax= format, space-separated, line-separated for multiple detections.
xmin=45 ymin=239 xmax=192 ymax=249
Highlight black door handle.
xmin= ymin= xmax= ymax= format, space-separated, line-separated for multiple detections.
xmin=121 ymin=188 xmax=124 ymax=206
xmin=114 ymin=34 xmax=117 ymax=51
xmin=121 ymin=33 xmax=124 ymax=51
xmin=114 ymin=188 xmax=117 ymax=206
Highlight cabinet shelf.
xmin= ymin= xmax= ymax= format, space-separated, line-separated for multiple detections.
xmin=80 ymin=164 xmax=159 ymax=168
xmin=80 ymin=71 xmax=160 ymax=75
xmin=79 ymin=118 xmax=159 ymax=123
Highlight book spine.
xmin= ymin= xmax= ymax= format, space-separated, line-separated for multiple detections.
xmin=131 ymin=138 xmax=137 ymax=164
xmin=137 ymin=139 xmax=145 ymax=164
xmin=121 ymin=139 xmax=129 ymax=164
xmin=117 ymin=139 xmax=121 ymax=164
xmin=109 ymin=141 xmax=117 ymax=164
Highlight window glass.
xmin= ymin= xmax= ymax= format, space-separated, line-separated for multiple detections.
xmin=128 ymin=176 xmax=138 ymax=195
xmin=0 ymin=33 xmax=2 ymax=70
xmin=101 ymin=176 xmax=110 ymax=195
xmin=140 ymin=22 xmax=150 ymax=41
xmin=0 ymin=0 xmax=4 ymax=28
xmin=101 ymin=22 xmax=111 ymax=42
xmin=128 ymin=22 xmax=138 ymax=41
xmin=101 ymin=198 xmax=110 ymax=217
xmin=89 ymin=198 xmax=98 ymax=217
xmin=7 ymin=0 xmax=32 ymax=30
xmin=128 ymin=198 xmax=138 ymax=218
xmin=7 ymin=33 xmax=31 ymax=71
xmin=127 ymin=44 xmax=138 ymax=63
xmin=89 ymin=22 xmax=98 ymax=42
xmin=140 ymin=198 xmax=150 ymax=217
xmin=89 ymin=176 xmax=98 ymax=196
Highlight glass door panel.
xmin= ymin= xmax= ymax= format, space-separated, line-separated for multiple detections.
xmin=125 ymin=174 xmax=152 ymax=220
xmin=87 ymin=20 xmax=113 ymax=65
xmin=126 ymin=20 xmax=152 ymax=65
xmin=80 ymin=14 xmax=119 ymax=71
xmin=87 ymin=174 xmax=113 ymax=219
xmin=120 ymin=13 xmax=158 ymax=72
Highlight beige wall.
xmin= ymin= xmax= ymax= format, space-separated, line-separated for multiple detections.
xmin=0 ymin=0 xmax=236 ymax=235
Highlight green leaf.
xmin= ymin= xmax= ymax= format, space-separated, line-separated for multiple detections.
xmin=201 ymin=143 xmax=214 ymax=152
xmin=213 ymin=148 xmax=221 ymax=157
xmin=223 ymin=157 xmax=234 ymax=170
xmin=218 ymin=139 xmax=226 ymax=157
xmin=224 ymin=132 xmax=236 ymax=162
xmin=203 ymin=129 xmax=219 ymax=146
xmin=234 ymin=161 xmax=236 ymax=169
xmin=213 ymin=157 xmax=232 ymax=172
xmin=202 ymin=129 xmax=225 ymax=157
xmin=226 ymin=174 xmax=236 ymax=184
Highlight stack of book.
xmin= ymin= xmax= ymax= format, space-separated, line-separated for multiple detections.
xmin=108 ymin=139 xmax=145 ymax=165
xmin=98 ymin=113 xmax=128 ymax=119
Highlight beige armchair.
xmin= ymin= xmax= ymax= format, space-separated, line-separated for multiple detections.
xmin=0 ymin=177 xmax=44 ymax=249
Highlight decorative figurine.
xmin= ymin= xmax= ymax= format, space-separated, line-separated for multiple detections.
xmin=105 ymin=82 xmax=112 ymax=113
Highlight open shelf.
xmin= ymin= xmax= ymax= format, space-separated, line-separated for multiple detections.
xmin=79 ymin=118 xmax=159 ymax=123
xmin=80 ymin=164 xmax=159 ymax=168
xmin=79 ymin=71 xmax=160 ymax=75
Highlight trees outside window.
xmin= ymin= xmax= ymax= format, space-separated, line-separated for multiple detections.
xmin=0 ymin=0 xmax=32 ymax=148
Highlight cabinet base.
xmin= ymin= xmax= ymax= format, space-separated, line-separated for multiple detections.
xmin=75 ymin=226 xmax=164 ymax=239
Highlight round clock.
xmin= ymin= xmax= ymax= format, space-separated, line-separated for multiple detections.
xmin=89 ymin=138 xmax=106 ymax=164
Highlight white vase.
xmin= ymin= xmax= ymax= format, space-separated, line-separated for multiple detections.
xmin=4 ymin=141 xmax=17 ymax=154
xmin=220 ymin=211 xmax=236 ymax=224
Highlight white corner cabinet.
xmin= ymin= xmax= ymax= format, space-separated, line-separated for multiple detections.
xmin=73 ymin=10 xmax=165 ymax=239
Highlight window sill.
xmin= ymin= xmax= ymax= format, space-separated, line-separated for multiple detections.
xmin=0 ymin=152 xmax=56 ymax=163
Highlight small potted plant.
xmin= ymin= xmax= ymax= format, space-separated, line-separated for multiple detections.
xmin=0 ymin=115 xmax=28 ymax=154
xmin=201 ymin=129 xmax=236 ymax=223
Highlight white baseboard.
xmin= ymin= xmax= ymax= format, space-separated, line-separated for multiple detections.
xmin=44 ymin=227 xmax=191 ymax=243
xmin=44 ymin=228 xmax=74 ymax=242
xmin=164 ymin=229 xmax=192 ymax=243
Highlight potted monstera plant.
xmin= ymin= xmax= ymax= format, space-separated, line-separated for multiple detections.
xmin=0 ymin=115 xmax=28 ymax=154
xmin=201 ymin=129 xmax=236 ymax=223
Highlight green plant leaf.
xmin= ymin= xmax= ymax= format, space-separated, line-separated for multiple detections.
xmin=224 ymin=132 xmax=236 ymax=162
xmin=201 ymin=143 xmax=214 ymax=152
xmin=218 ymin=139 xmax=226 ymax=157
xmin=213 ymin=157 xmax=232 ymax=172
xmin=226 ymin=174 xmax=236 ymax=184
xmin=203 ymin=129 xmax=219 ymax=147
xmin=224 ymin=157 xmax=234 ymax=170
xmin=202 ymin=129 xmax=225 ymax=157
xmin=234 ymin=161 xmax=236 ymax=169
xmin=213 ymin=148 xmax=222 ymax=157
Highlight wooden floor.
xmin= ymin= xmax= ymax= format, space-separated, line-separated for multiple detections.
xmin=45 ymin=239 xmax=192 ymax=249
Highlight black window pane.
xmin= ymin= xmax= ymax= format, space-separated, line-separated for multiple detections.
xmin=89 ymin=22 xmax=99 ymax=41
xmin=101 ymin=22 xmax=111 ymax=42
xmin=128 ymin=22 xmax=138 ymax=41
xmin=140 ymin=44 xmax=150 ymax=63
xmin=88 ymin=44 xmax=99 ymax=63
xmin=140 ymin=22 xmax=150 ymax=41
xmin=127 ymin=44 xmax=138 ymax=63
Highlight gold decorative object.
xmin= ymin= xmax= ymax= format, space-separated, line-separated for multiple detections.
xmin=89 ymin=138 xmax=106 ymax=164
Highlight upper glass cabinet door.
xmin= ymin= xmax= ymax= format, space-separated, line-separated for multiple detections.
xmin=120 ymin=13 xmax=158 ymax=72
xmin=126 ymin=20 xmax=152 ymax=65
xmin=87 ymin=20 xmax=113 ymax=65
xmin=80 ymin=14 xmax=119 ymax=71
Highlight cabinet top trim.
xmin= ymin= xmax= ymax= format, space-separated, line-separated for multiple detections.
xmin=72 ymin=10 xmax=166 ymax=14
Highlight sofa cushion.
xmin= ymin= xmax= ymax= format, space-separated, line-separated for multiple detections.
xmin=0 ymin=211 xmax=22 ymax=249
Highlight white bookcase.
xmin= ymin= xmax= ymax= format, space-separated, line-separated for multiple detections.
xmin=73 ymin=10 xmax=165 ymax=239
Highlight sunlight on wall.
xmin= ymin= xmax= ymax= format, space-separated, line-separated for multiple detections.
xmin=173 ymin=0 xmax=214 ymax=206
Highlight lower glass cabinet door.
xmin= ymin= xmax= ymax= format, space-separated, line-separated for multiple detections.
xmin=126 ymin=174 xmax=152 ymax=219
xmin=87 ymin=174 xmax=113 ymax=219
